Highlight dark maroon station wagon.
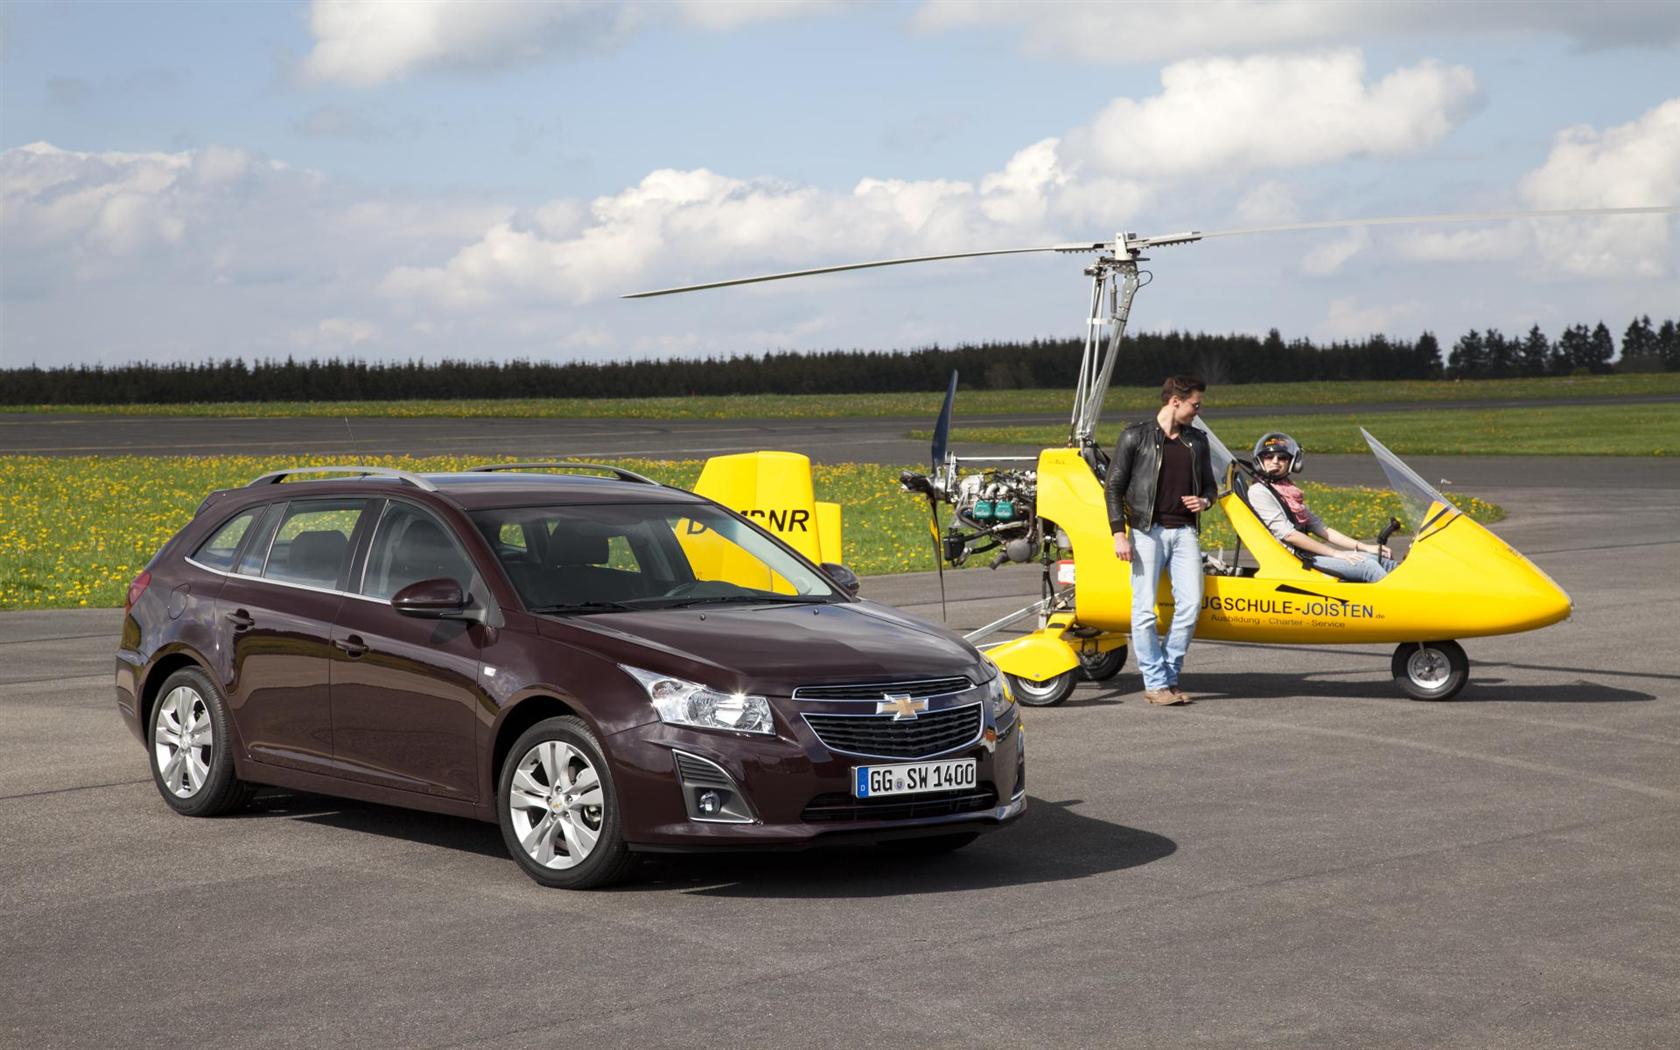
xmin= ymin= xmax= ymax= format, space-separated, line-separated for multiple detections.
xmin=116 ymin=464 xmax=1025 ymax=887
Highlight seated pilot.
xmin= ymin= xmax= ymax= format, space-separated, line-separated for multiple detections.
xmin=1246 ymin=432 xmax=1396 ymax=583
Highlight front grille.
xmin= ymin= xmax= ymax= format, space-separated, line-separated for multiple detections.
xmin=802 ymin=784 xmax=998 ymax=823
xmin=792 ymin=676 xmax=972 ymax=701
xmin=803 ymin=703 xmax=983 ymax=759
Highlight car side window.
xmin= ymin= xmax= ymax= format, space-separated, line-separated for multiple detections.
xmin=361 ymin=502 xmax=476 ymax=600
xmin=264 ymin=500 xmax=367 ymax=589
xmin=234 ymin=503 xmax=284 ymax=576
xmin=191 ymin=510 xmax=258 ymax=571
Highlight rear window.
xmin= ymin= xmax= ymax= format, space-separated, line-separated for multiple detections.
xmin=191 ymin=510 xmax=258 ymax=571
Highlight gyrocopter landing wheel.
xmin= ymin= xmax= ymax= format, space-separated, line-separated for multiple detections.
xmin=1078 ymin=646 xmax=1128 ymax=681
xmin=1007 ymin=671 xmax=1077 ymax=707
xmin=1392 ymin=640 xmax=1469 ymax=701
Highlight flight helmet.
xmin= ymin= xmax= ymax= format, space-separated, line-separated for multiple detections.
xmin=1252 ymin=432 xmax=1304 ymax=475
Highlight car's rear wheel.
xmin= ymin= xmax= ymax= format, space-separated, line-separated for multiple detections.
xmin=1078 ymin=646 xmax=1127 ymax=681
xmin=499 ymin=716 xmax=634 ymax=889
xmin=1008 ymin=670 xmax=1076 ymax=707
xmin=149 ymin=667 xmax=253 ymax=817
xmin=1392 ymin=641 xmax=1469 ymax=701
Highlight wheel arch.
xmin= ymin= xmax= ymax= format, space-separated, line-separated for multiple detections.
xmin=490 ymin=694 xmax=591 ymax=792
xmin=139 ymin=649 xmax=217 ymax=739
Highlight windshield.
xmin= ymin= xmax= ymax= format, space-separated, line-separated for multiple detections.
xmin=471 ymin=502 xmax=838 ymax=613
xmin=1362 ymin=428 xmax=1461 ymax=531
xmin=1192 ymin=417 xmax=1236 ymax=489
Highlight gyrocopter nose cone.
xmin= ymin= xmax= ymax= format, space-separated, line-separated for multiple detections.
xmin=1512 ymin=561 xmax=1573 ymax=631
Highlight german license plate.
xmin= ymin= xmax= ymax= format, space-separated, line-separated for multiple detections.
xmin=854 ymin=757 xmax=977 ymax=798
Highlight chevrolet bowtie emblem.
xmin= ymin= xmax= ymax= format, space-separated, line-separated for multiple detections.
xmin=877 ymin=694 xmax=927 ymax=720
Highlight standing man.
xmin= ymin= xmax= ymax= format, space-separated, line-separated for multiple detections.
xmin=1105 ymin=376 xmax=1218 ymax=705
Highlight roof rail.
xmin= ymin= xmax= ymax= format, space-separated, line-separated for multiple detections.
xmin=466 ymin=462 xmax=661 ymax=486
xmin=244 ymin=465 xmax=439 ymax=492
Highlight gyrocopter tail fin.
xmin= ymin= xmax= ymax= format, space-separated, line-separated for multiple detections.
xmin=689 ymin=452 xmax=841 ymax=590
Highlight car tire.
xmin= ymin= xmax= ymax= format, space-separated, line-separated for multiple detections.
xmin=1007 ymin=670 xmax=1076 ymax=707
xmin=1078 ymin=646 xmax=1127 ymax=681
xmin=879 ymin=832 xmax=980 ymax=855
xmin=1392 ymin=641 xmax=1469 ymax=701
xmin=498 ymin=715 xmax=634 ymax=889
xmin=148 ymin=666 xmax=254 ymax=817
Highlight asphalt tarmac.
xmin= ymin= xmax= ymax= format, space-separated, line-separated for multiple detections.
xmin=2 ymin=421 xmax=1678 ymax=1048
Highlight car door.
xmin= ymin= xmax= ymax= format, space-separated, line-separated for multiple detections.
xmin=215 ymin=497 xmax=372 ymax=775
xmin=328 ymin=499 xmax=485 ymax=801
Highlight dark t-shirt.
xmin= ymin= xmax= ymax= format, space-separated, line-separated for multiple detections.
xmin=1153 ymin=435 xmax=1196 ymax=527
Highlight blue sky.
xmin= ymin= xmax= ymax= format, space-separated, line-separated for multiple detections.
xmin=2 ymin=1 xmax=1677 ymax=368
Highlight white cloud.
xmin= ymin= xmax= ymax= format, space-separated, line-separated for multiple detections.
xmin=1394 ymin=226 xmax=1529 ymax=263
xmin=1374 ymin=99 xmax=1680 ymax=277
xmin=1060 ymin=51 xmax=1478 ymax=177
xmin=1234 ymin=181 xmax=1300 ymax=225
xmin=297 ymin=317 xmax=380 ymax=350
xmin=380 ymin=138 xmax=1117 ymax=310
xmin=912 ymin=0 xmax=1680 ymax=64
xmin=0 ymin=140 xmax=528 ymax=363
xmin=1320 ymin=296 xmax=1419 ymax=341
xmin=1300 ymin=228 xmax=1370 ymax=276
xmin=300 ymin=0 xmax=839 ymax=86
xmin=1517 ymin=98 xmax=1680 ymax=276
xmin=2 ymin=142 xmax=192 ymax=263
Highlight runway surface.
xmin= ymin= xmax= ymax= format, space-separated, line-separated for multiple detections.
xmin=2 ymin=419 xmax=1679 ymax=1048
xmin=5 ymin=406 xmax=1678 ymax=497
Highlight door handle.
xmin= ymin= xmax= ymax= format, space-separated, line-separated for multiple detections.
xmin=334 ymin=635 xmax=369 ymax=658
xmin=225 ymin=610 xmax=254 ymax=633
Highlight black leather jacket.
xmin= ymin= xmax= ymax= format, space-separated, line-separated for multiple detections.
xmin=1104 ymin=420 xmax=1219 ymax=533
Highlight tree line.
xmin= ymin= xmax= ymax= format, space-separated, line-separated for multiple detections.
xmin=4 ymin=316 xmax=1675 ymax=405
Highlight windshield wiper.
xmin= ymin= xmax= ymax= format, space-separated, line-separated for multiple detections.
xmin=528 ymin=601 xmax=636 ymax=615
xmin=652 ymin=594 xmax=834 ymax=609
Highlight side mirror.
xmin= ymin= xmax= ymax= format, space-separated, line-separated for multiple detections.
xmin=391 ymin=577 xmax=470 ymax=618
xmin=820 ymin=562 xmax=861 ymax=598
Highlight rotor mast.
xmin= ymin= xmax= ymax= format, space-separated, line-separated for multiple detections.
xmin=1066 ymin=231 xmax=1201 ymax=448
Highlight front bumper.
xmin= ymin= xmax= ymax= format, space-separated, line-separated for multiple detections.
xmin=608 ymin=707 xmax=1026 ymax=851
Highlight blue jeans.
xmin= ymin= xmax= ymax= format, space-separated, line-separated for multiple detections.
xmin=1311 ymin=553 xmax=1395 ymax=583
xmin=1129 ymin=524 xmax=1203 ymax=690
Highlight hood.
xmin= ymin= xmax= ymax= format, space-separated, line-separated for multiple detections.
xmin=536 ymin=599 xmax=983 ymax=694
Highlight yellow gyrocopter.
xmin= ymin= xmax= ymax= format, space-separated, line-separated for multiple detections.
xmin=626 ymin=208 xmax=1671 ymax=701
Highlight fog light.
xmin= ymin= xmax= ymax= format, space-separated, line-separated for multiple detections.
xmin=697 ymin=790 xmax=722 ymax=816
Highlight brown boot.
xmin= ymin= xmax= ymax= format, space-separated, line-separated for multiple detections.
xmin=1144 ymin=688 xmax=1187 ymax=706
xmin=1168 ymin=685 xmax=1193 ymax=703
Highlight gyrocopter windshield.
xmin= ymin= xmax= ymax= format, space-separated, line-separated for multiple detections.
xmin=1361 ymin=427 xmax=1461 ymax=530
xmin=1192 ymin=418 xmax=1236 ymax=483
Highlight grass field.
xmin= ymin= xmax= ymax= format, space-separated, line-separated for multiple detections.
xmin=924 ymin=402 xmax=1680 ymax=456
xmin=12 ymin=373 xmax=1678 ymax=420
xmin=0 ymin=454 xmax=1498 ymax=610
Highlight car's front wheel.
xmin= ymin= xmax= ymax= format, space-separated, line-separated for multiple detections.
xmin=498 ymin=716 xmax=634 ymax=889
xmin=148 ymin=667 xmax=253 ymax=817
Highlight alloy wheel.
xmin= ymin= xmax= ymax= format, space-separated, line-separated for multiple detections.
xmin=153 ymin=686 xmax=213 ymax=798
xmin=507 ymin=740 xmax=606 ymax=870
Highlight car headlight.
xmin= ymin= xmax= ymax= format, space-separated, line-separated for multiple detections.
xmin=982 ymin=664 xmax=1015 ymax=721
xmin=620 ymin=665 xmax=775 ymax=735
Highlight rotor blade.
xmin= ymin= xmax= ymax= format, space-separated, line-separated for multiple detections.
xmin=1196 ymin=205 xmax=1678 ymax=242
xmin=931 ymin=369 xmax=958 ymax=470
xmin=621 ymin=245 xmax=1088 ymax=299
xmin=927 ymin=497 xmax=948 ymax=622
